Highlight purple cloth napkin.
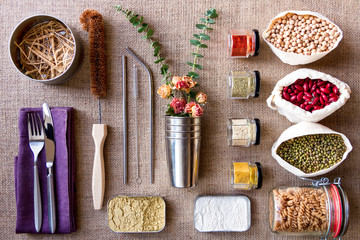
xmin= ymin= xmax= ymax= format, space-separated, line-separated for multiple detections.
xmin=15 ymin=107 xmax=76 ymax=233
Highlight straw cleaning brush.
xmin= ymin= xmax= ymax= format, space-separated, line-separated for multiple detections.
xmin=80 ymin=9 xmax=107 ymax=210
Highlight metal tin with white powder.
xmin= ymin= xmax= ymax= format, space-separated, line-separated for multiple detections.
xmin=194 ymin=195 xmax=251 ymax=232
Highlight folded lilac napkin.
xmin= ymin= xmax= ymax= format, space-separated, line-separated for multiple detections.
xmin=15 ymin=107 xmax=76 ymax=233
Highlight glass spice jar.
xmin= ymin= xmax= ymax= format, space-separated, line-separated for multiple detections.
xmin=230 ymin=162 xmax=262 ymax=190
xmin=228 ymin=118 xmax=260 ymax=147
xmin=228 ymin=70 xmax=260 ymax=99
xmin=269 ymin=178 xmax=349 ymax=239
xmin=227 ymin=29 xmax=260 ymax=58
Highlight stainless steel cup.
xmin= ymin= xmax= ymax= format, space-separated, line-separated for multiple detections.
xmin=165 ymin=116 xmax=201 ymax=188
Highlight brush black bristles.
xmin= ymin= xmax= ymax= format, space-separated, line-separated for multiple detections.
xmin=80 ymin=9 xmax=106 ymax=98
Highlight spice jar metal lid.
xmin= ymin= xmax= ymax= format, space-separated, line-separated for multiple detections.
xmin=253 ymin=29 xmax=260 ymax=56
xmin=254 ymin=118 xmax=261 ymax=145
xmin=254 ymin=71 xmax=261 ymax=98
xmin=255 ymin=162 xmax=263 ymax=189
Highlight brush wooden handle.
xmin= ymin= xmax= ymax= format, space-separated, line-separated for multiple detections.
xmin=92 ymin=124 xmax=107 ymax=210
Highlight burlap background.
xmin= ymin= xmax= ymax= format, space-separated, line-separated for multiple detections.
xmin=1 ymin=0 xmax=359 ymax=239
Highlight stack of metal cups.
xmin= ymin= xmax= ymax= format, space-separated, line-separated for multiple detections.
xmin=165 ymin=116 xmax=201 ymax=188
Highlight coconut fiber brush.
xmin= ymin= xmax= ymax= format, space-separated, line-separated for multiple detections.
xmin=80 ymin=9 xmax=107 ymax=210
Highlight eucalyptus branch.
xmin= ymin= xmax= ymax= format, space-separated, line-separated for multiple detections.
xmin=115 ymin=5 xmax=171 ymax=82
xmin=186 ymin=8 xmax=218 ymax=79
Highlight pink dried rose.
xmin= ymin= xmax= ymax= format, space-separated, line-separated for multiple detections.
xmin=171 ymin=76 xmax=197 ymax=93
xmin=196 ymin=92 xmax=207 ymax=104
xmin=182 ymin=76 xmax=197 ymax=88
xmin=191 ymin=104 xmax=203 ymax=117
xmin=175 ymin=80 xmax=191 ymax=93
xmin=157 ymin=84 xmax=172 ymax=99
xmin=170 ymin=97 xmax=187 ymax=114
xmin=171 ymin=76 xmax=182 ymax=86
xmin=185 ymin=102 xmax=196 ymax=113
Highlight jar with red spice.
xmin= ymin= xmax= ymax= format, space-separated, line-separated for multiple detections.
xmin=228 ymin=29 xmax=260 ymax=58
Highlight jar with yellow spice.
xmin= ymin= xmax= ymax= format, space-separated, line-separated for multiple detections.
xmin=230 ymin=162 xmax=262 ymax=190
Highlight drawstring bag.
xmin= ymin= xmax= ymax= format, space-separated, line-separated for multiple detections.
xmin=267 ymin=68 xmax=351 ymax=123
xmin=262 ymin=10 xmax=343 ymax=65
xmin=271 ymin=121 xmax=352 ymax=177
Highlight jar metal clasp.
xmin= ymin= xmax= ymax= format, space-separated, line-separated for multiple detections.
xmin=299 ymin=177 xmax=341 ymax=186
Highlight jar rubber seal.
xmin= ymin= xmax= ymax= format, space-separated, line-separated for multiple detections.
xmin=330 ymin=184 xmax=342 ymax=238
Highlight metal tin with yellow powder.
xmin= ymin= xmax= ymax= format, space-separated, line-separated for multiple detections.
xmin=230 ymin=162 xmax=262 ymax=190
xmin=107 ymin=195 xmax=166 ymax=233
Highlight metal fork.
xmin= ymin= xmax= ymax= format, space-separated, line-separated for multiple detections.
xmin=28 ymin=113 xmax=44 ymax=232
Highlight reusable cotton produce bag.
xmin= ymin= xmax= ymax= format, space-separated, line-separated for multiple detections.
xmin=262 ymin=10 xmax=343 ymax=65
xmin=271 ymin=122 xmax=352 ymax=178
xmin=267 ymin=68 xmax=351 ymax=123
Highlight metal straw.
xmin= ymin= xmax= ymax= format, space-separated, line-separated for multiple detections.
xmin=122 ymin=55 xmax=128 ymax=184
xmin=125 ymin=47 xmax=154 ymax=184
xmin=133 ymin=65 xmax=141 ymax=184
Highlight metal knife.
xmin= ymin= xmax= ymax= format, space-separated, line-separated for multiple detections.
xmin=42 ymin=103 xmax=56 ymax=233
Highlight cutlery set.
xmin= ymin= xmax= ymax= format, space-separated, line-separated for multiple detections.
xmin=27 ymin=103 xmax=56 ymax=233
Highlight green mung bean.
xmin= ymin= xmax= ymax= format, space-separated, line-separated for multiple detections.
xmin=276 ymin=134 xmax=346 ymax=173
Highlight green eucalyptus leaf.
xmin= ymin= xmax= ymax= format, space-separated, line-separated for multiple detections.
xmin=151 ymin=41 xmax=159 ymax=47
xmin=161 ymin=64 xmax=169 ymax=75
xmin=199 ymin=33 xmax=210 ymax=40
xmin=154 ymin=58 xmax=165 ymax=64
xmin=186 ymin=62 xmax=195 ymax=67
xmin=137 ymin=26 xmax=146 ymax=33
xmin=191 ymin=53 xmax=204 ymax=58
xmin=139 ymin=16 xmax=143 ymax=25
xmin=129 ymin=15 xmax=137 ymax=23
xmin=132 ymin=20 xmax=140 ymax=27
xmin=206 ymin=27 xmax=213 ymax=31
xmin=196 ymin=24 xmax=207 ymax=29
xmin=142 ymin=23 xmax=148 ymax=28
xmin=190 ymin=39 xmax=201 ymax=46
xmin=188 ymin=72 xmax=200 ymax=78
xmin=154 ymin=46 xmax=161 ymax=52
xmin=147 ymin=28 xmax=154 ymax=38
xmin=194 ymin=64 xmax=203 ymax=69
xmin=207 ymin=18 xmax=215 ymax=24
xmin=209 ymin=12 xmax=218 ymax=18
xmin=200 ymin=18 xmax=207 ymax=23
xmin=193 ymin=34 xmax=200 ymax=39
xmin=199 ymin=44 xmax=208 ymax=48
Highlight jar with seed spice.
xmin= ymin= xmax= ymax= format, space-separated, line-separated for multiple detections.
xmin=228 ymin=70 xmax=260 ymax=99
xmin=227 ymin=29 xmax=260 ymax=58
xmin=230 ymin=162 xmax=262 ymax=190
xmin=269 ymin=178 xmax=349 ymax=239
xmin=228 ymin=118 xmax=260 ymax=147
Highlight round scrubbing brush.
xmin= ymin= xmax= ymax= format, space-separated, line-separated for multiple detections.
xmin=80 ymin=9 xmax=107 ymax=210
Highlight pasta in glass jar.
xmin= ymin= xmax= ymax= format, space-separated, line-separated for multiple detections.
xmin=268 ymin=178 xmax=349 ymax=239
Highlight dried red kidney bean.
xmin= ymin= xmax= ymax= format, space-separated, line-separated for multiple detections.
xmin=281 ymin=78 xmax=340 ymax=113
